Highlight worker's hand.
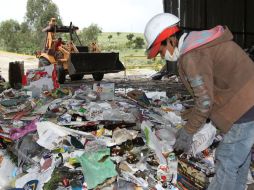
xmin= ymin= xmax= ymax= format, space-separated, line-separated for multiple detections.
xmin=174 ymin=127 xmax=193 ymax=153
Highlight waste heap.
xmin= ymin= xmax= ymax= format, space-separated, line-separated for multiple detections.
xmin=0 ymin=65 xmax=253 ymax=190
xmin=0 ymin=69 xmax=7 ymax=93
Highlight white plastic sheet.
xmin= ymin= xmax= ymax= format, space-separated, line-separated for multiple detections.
xmin=191 ymin=122 xmax=217 ymax=156
xmin=0 ymin=150 xmax=16 ymax=188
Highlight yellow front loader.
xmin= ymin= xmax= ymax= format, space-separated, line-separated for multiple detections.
xmin=36 ymin=18 xmax=125 ymax=84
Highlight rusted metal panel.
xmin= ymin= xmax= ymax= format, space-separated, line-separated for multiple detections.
xmin=163 ymin=0 xmax=254 ymax=48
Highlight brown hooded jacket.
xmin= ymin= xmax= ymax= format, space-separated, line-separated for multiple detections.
xmin=178 ymin=26 xmax=254 ymax=134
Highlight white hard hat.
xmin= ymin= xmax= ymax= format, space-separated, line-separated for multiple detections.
xmin=144 ymin=13 xmax=180 ymax=50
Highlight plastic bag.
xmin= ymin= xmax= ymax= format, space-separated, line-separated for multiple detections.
xmin=77 ymin=148 xmax=117 ymax=189
xmin=0 ymin=150 xmax=16 ymax=188
xmin=155 ymin=128 xmax=176 ymax=153
xmin=191 ymin=122 xmax=217 ymax=156
xmin=163 ymin=111 xmax=183 ymax=126
xmin=141 ymin=121 xmax=167 ymax=164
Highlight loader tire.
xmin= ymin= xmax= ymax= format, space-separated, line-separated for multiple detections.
xmin=92 ymin=73 xmax=104 ymax=81
xmin=57 ymin=65 xmax=66 ymax=84
xmin=38 ymin=57 xmax=51 ymax=67
xmin=70 ymin=74 xmax=84 ymax=81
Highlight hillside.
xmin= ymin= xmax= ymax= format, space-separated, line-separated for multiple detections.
xmin=98 ymin=32 xmax=145 ymax=55
xmin=97 ymin=32 xmax=164 ymax=69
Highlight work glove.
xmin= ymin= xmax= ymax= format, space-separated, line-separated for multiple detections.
xmin=174 ymin=127 xmax=193 ymax=153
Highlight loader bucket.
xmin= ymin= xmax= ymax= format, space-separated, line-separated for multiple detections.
xmin=68 ymin=52 xmax=125 ymax=75
xmin=76 ymin=46 xmax=89 ymax=52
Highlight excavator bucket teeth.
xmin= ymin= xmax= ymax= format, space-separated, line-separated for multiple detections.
xmin=68 ymin=52 xmax=125 ymax=75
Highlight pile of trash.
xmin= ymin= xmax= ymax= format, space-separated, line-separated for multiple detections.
xmin=0 ymin=70 xmax=7 ymax=93
xmin=0 ymin=66 xmax=253 ymax=190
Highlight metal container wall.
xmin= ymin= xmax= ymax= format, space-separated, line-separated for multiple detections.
xmin=163 ymin=0 xmax=254 ymax=48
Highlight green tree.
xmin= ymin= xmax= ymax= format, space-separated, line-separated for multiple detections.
xmin=25 ymin=0 xmax=62 ymax=49
xmin=125 ymin=41 xmax=133 ymax=48
xmin=117 ymin=32 xmax=121 ymax=36
xmin=26 ymin=0 xmax=62 ymax=30
xmin=108 ymin=34 xmax=113 ymax=41
xmin=19 ymin=22 xmax=38 ymax=54
xmin=126 ymin=33 xmax=134 ymax=41
xmin=79 ymin=24 xmax=102 ymax=45
xmin=133 ymin=37 xmax=145 ymax=49
xmin=0 ymin=20 xmax=20 ymax=52
xmin=0 ymin=20 xmax=37 ymax=54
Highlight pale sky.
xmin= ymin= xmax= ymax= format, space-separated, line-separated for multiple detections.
xmin=0 ymin=0 xmax=163 ymax=33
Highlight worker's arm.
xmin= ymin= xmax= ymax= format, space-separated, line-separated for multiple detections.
xmin=181 ymin=52 xmax=214 ymax=134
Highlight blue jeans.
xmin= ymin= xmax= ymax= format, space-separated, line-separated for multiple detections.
xmin=207 ymin=121 xmax=254 ymax=190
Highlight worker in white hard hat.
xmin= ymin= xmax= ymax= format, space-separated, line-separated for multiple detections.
xmin=144 ymin=13 xmax=254 ymax=190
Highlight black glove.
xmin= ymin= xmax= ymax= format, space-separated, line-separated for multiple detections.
xmin=151 ymin=71 xmax=168 ymax=80
xmin=174 ymin=127 xmax=193 ymax=153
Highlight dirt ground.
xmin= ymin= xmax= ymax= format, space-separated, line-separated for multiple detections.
xmin=0 ymin=51 xmax=158 ymax=81
xmin=0 ymin=51 xmax=37 ymax=81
